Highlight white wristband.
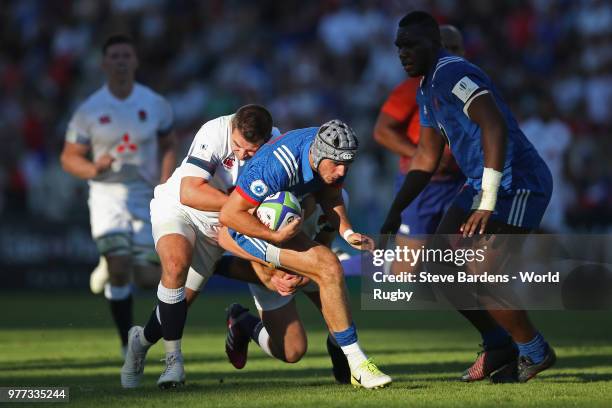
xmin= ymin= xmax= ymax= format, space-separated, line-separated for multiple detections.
xmin=477 ymin=167 xmax=502 ymax=211
xmin=342 ymin=229 xmax=355 ymax=242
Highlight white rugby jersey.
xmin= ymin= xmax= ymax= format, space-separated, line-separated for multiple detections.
xmin=66 ymin=83 xmax=173 ymax=185
xmin=155 ymin=114 xmax=279 ymax=228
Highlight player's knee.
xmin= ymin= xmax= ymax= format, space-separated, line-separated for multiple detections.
xmin=132 ymin=246 xmax=161 ymax=289
xmin=316 ymin=251 xmax=343 ymax=287
xmin=106 ymin=256 xmax=132 ymax=285
xmin=283 ymin=342 xmax=307 ymax=364
xmin=133 ymin=264 xmax=161 ymax=289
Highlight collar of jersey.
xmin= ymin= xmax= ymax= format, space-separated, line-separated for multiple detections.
xmin=301 ymin=142 xmax=314 ymax=183
xmin=103 ymin=83 xmax=138 ymax=104
xmin=423 ymin=50 xmax=451 ymax=86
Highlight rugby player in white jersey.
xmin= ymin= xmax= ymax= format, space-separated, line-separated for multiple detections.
xmin=61 ymin=34 xmax=177 ymax=355
xmin=120 ymin=105 xmax=276 ymax=388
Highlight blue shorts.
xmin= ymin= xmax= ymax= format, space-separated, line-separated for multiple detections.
xmin=395 ymin=175 xmax=465 ymax=235
xmin=453 ymin=165 xmax=552 ymax=230
xmin=453 ymin=148 xmax=553 ymax=230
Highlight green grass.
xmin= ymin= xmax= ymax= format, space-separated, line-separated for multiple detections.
xmin=1 ymin=290 xmax=611 ymax=407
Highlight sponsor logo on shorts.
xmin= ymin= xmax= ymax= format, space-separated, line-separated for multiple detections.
xmin=250 ymin=180 xmax=269 ymax=197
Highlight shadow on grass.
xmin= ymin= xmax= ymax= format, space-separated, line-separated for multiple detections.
xmin=0 ymin=344 xmax=482 ymax=373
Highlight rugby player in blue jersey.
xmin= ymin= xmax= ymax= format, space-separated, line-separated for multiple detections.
xmin=218 ymin=120 xmax=392 ymax=389
xmin=380 ymin=11 xmax=556 ymax=382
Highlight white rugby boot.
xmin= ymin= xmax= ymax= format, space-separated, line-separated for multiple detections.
xmin=89 ymin=256 xmax=109 ymax=295
xmin=121 ymin=326 xmax=150 ymax=388
xmin=350 ymin=358 xmax=392 ymax=389
xmin=157 ymin=351 xmax=185 ymax=389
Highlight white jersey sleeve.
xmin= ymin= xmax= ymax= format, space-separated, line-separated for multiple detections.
xmin=65 ymin=104 xmax=92 ymax=145
xmin=181 ymin=117 xmax=230 ymax=180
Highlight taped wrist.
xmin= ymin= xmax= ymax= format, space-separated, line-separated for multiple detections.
xmin=475 ymin=167 xmax=502 ymax=211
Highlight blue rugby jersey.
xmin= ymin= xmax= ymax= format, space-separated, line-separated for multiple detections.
xmin=235 ymin=127 xmax=343 ymax=204
xmin=416 ymin=51 xmax=550 ymax=195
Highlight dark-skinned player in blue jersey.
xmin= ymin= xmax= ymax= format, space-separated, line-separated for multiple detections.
xmin=380 ymin=11 xmax=556 ymax=383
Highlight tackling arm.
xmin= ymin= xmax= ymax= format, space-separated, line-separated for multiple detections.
xmin=179 ymin=176 xmax=229 ymax=212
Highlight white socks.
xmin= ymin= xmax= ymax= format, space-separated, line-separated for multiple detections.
xmin=256 ymin=327 xmax=275 ymax=358
xmin=164 ymin=340 xmax=181 ymax=354
xmin=341 ymin=342 xmax=368 ymax=371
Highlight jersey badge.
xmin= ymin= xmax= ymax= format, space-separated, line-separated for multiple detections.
xmin=222 ymin=156 xmax=235 ymax=169
xmin=250 ymin=180 xmax=269 ymax=197
xmin=99 ymin=115 xmax=111 ymax=124
xmin=138 ymin=109 xmax=147 ymax=122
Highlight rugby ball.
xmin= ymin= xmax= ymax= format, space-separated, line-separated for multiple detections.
xmin=256 ymin=191 xmax=301 ymax=231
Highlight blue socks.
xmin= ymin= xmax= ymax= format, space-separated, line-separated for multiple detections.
xmin=517 ymin=332 xmax=548 ymax=364
xmin=482 ymin=326 xmax=512 ymax=349
xmin=333 ymin=323 xmax=358 ymax=347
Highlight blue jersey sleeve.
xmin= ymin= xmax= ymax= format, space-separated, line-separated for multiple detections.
xmin=434 ymin=61 xmax=490 ymax=117
xmin=416 ymin=86 xmax=435 ymax=128
xmin=236 ymin=159 xmax=289 ymax=205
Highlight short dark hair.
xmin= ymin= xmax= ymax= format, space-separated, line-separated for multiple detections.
xmin=102 ymin=34 xmax=135 ymax=54
xmin=232 ymin=104 xmax=273 ymax=144
xmin=398 ymin=11 xmax=441 ymax=45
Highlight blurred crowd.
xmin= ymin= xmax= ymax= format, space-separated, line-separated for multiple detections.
xmin=0 ymin=0 xmax=610 ymax=232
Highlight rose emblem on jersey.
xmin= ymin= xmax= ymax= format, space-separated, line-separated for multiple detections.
xmin=138 ymin=109 xmax=147 ymax=121
xmin=222 ymin=156 xmax=235 ymax=169
xmin=250 ymin=180 xmax=269 ymax=197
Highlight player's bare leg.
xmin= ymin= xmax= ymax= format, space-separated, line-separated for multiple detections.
xmin=220 ymin=255 xmax=350 ymax=382
xmin=132 ymin=247 xmax=161 ymax=289
xmin=219 ymin=228 xmax=391 ymax=389
xmin=303 ymin=291 xmax=351 ymax=384
xmin=227 ymin=299 xmax=307 ymax=365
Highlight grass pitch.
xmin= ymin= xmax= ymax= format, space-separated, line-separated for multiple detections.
xmin=1 ymin=289 xmax=611 ymax=407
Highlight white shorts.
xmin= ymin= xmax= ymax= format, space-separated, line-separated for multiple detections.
xmin=248 ymin=204 xmax=324 ymax=311
xmin=88 ymin=181 xmax=154 ymax=248
xmin=150 ymin=195 xmax=224 ymax=292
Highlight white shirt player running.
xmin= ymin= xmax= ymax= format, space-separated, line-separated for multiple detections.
xmin=65 ymin=82 xmax=173 ymax=243
xmin=67 ymin=83 xmax=173 ymax=186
